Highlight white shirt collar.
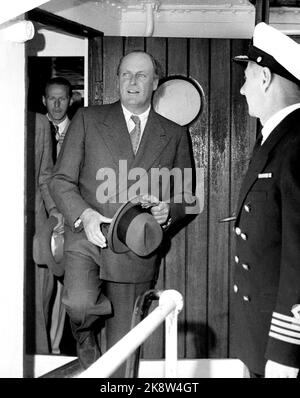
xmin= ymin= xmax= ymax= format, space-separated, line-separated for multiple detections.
xmin=261 ymin=103 xmax=300 ymax=144
xmin=121 ymin=105 xmax=151 ymax=134
xmin=47 ymin=114 xmax=70 ymax=135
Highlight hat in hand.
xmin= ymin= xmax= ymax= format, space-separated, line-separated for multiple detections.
xmin=233 ymin=22 xmax=300 ymax=85
xmin=107 ymin=197 xmax=163 ymax=257
xmin=33 ymin=216 xmax=64 ymax=277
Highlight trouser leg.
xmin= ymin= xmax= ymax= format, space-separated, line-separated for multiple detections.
xmin=35 ymin=265 xmax=55 ymax=354
xmin=50 ymin=278 xmax=66 ymax=354
xmin=104 ymin=280 xmax=153 ymax=378
xmin=62 ymin=251 xmax=112 ymax=368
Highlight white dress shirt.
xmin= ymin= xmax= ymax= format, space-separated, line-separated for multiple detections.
xmin=261 ymin=103 xmax=300 ymax=145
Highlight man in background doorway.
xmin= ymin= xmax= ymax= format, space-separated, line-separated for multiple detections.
xmin=33 ymin=77 xmax=74 ymax=354
xmin=43 ymin=77 xmax=73 ymax=163
xmin=42 ymin=76 xmax=74 ymax=354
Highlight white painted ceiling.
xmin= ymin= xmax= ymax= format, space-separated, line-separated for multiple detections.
xmin=38 ymin=0 xmax=300 ymax=38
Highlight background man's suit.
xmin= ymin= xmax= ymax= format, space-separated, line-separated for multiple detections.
xmin=232 ymin=109 xmax=300 ymax=375
xmin=50 ymin=101 xmax=194 ymax=365
xmin=31 ymin=112 xmax=56 ymax=353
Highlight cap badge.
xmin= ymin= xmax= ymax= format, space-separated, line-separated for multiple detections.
xmin=256 ymin=56 xmax=262 ymax=63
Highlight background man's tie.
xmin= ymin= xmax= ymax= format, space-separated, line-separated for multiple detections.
xmin=130 ymin=115 xmax=141 ymax=155
xmin=49 ymin=121 xmax=59 ymax=163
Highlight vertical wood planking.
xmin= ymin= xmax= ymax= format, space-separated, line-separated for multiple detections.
xmin=103 ymin=37 xmax=123 ymax=104
xmin=88 ymin=36 xmax=103 ymax=106
xmin=186 ymin=38 xmax=210 ymax=358
xmin=165 ymin=38 xmax=188 ymax=358
xmin=124 ymin=37 xmax=145 ymax=53
xmin=146 ymin=37 xmax=167 ymax=77
xmin=229 ymin=39 xmax=257 ymax=356
xmin=208 ymin=39 xmax=231 ymax=358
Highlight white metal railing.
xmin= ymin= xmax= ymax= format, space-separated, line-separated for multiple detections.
xmin=77 ymin=289 xmax=183 ymax=378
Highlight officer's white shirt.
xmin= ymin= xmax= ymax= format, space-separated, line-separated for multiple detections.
xmin=261 ymin=103 xmax=300 ymax=145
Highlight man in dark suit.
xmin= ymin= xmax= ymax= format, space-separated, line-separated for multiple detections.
xmin=50 ymin=51 xmax=195 ymax=374
xmin=232 ymin=23 xmax=300 ymax=378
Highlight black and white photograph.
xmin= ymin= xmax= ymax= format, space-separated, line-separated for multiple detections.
xmin=1 ymin=0 xmax=300 ymax=387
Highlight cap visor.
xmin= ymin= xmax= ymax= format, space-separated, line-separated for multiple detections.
xmin=232 ymin=55 xmax=250 ymax=63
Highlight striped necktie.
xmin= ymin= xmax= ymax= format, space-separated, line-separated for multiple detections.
xmin=130 ymin=115 xmax=141 ymax=155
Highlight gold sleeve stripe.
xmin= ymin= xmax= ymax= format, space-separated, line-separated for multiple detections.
xmin=272 ymin=318 xmax=300 ymax=332
xmin=270 ymin=325 xmax=300 ymax=338
xmin=272 ymin=311 xmax=300 ymax=325
xmin=269 ymin=331 xmax=300 ymax=345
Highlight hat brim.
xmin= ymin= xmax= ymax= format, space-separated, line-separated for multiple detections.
xmin=33 ymin=216 xmax=64 ymax=277
xmin=107 ymin=196 xmax=144 ymax=254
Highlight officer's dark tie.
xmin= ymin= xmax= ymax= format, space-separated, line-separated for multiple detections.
xmin=49 ymin=121 xmax=59 ymax=163
xmin=130 ymin=115 xmax=141 ymax=155
xmin=252 ymin=132 xmax=263 ymax=157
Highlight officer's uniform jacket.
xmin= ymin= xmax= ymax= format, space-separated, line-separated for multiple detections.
xmin=232 ymin=108 xmax=300 ymax=375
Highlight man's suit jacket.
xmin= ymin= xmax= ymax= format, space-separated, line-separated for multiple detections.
xmin=32 ymin=112 xmax=56 ymax=231
xmin=50 ymin=101 xmax=195 ymax=283
xmin=232 ymin=109 xmax=300 ymax=375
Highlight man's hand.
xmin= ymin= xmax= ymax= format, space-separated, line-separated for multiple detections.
xmin=80 ymin=208 xmax=112 ymax=248
xmin=139 ymin=194 xmax=170 ymax=225
xmin=49 ymin=208 xmax=64 ymax=234
xmin=265 ymin=360 xmax=299 ymax=378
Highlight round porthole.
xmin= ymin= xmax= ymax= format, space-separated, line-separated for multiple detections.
xmin=152 ymin=75 xmax=203 ymax=126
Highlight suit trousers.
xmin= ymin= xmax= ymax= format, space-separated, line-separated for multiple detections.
xmin=62 ymin=250 xmax=153 ymax=377
xmin=104 ymin=280 xmax=153 ymax=378
xmin=35 ymin=264 xmax=54 ymax=353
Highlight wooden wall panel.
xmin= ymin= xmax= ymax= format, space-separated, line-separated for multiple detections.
xmin=165 ymin=38 xmax=188 ymax=359
xmin=88 ymin=36 xmax=103 ymax=106
xmin=186 ymin=38 xmax=210 ymax=358
xmin=124 ymin=37 xmax=145 ymax=53
xmin=208 ymin=39 xmax=231 ymax=358
xmin=103 ymin=37 xmax=123 ymax=104
xmin=99 ymin=35 xmax=253 ymax=360
xmin=146 ymin=38 xmax=167 ymax=76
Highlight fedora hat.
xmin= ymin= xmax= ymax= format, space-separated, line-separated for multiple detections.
xmin=107 ymin=197 xmax=163 ymax=257
xmin=33 ymin=216 xmax=64 ymax=277
xmin=233 ymin=22 xmax=300 ymax=85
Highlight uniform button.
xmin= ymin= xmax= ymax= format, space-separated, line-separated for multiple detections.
xmin=233 ymin=284 xmax=238 ymax=293
xmin=242 ymin=263 xmax=250 ymax=270
xmin=243 ymin=295 xmax=250 ymax=302
xmin=244 ymin=204 xmax=251 ymax=213
xmin=241 ymin=233 xmax=247 ymax=241
xmin=234 ymin=255 xmax=239 ymax=264
xmin=235 ymin=227 xmax=241 ymax=236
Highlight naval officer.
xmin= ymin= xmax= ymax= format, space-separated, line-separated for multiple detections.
xmin=232 ymin=22 xmax=300 ymax=378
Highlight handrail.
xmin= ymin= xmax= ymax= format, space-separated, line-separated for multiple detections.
xmin=77 ymin=289 xmax=183 ymax=378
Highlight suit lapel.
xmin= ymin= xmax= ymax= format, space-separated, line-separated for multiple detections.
xmin=96 ymin=102 xmax=135 ymax=167
xmin=132 ymin=110 xmax=171 ymax=171
xmin=236 ymin=109 xmax=300 ymax=218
